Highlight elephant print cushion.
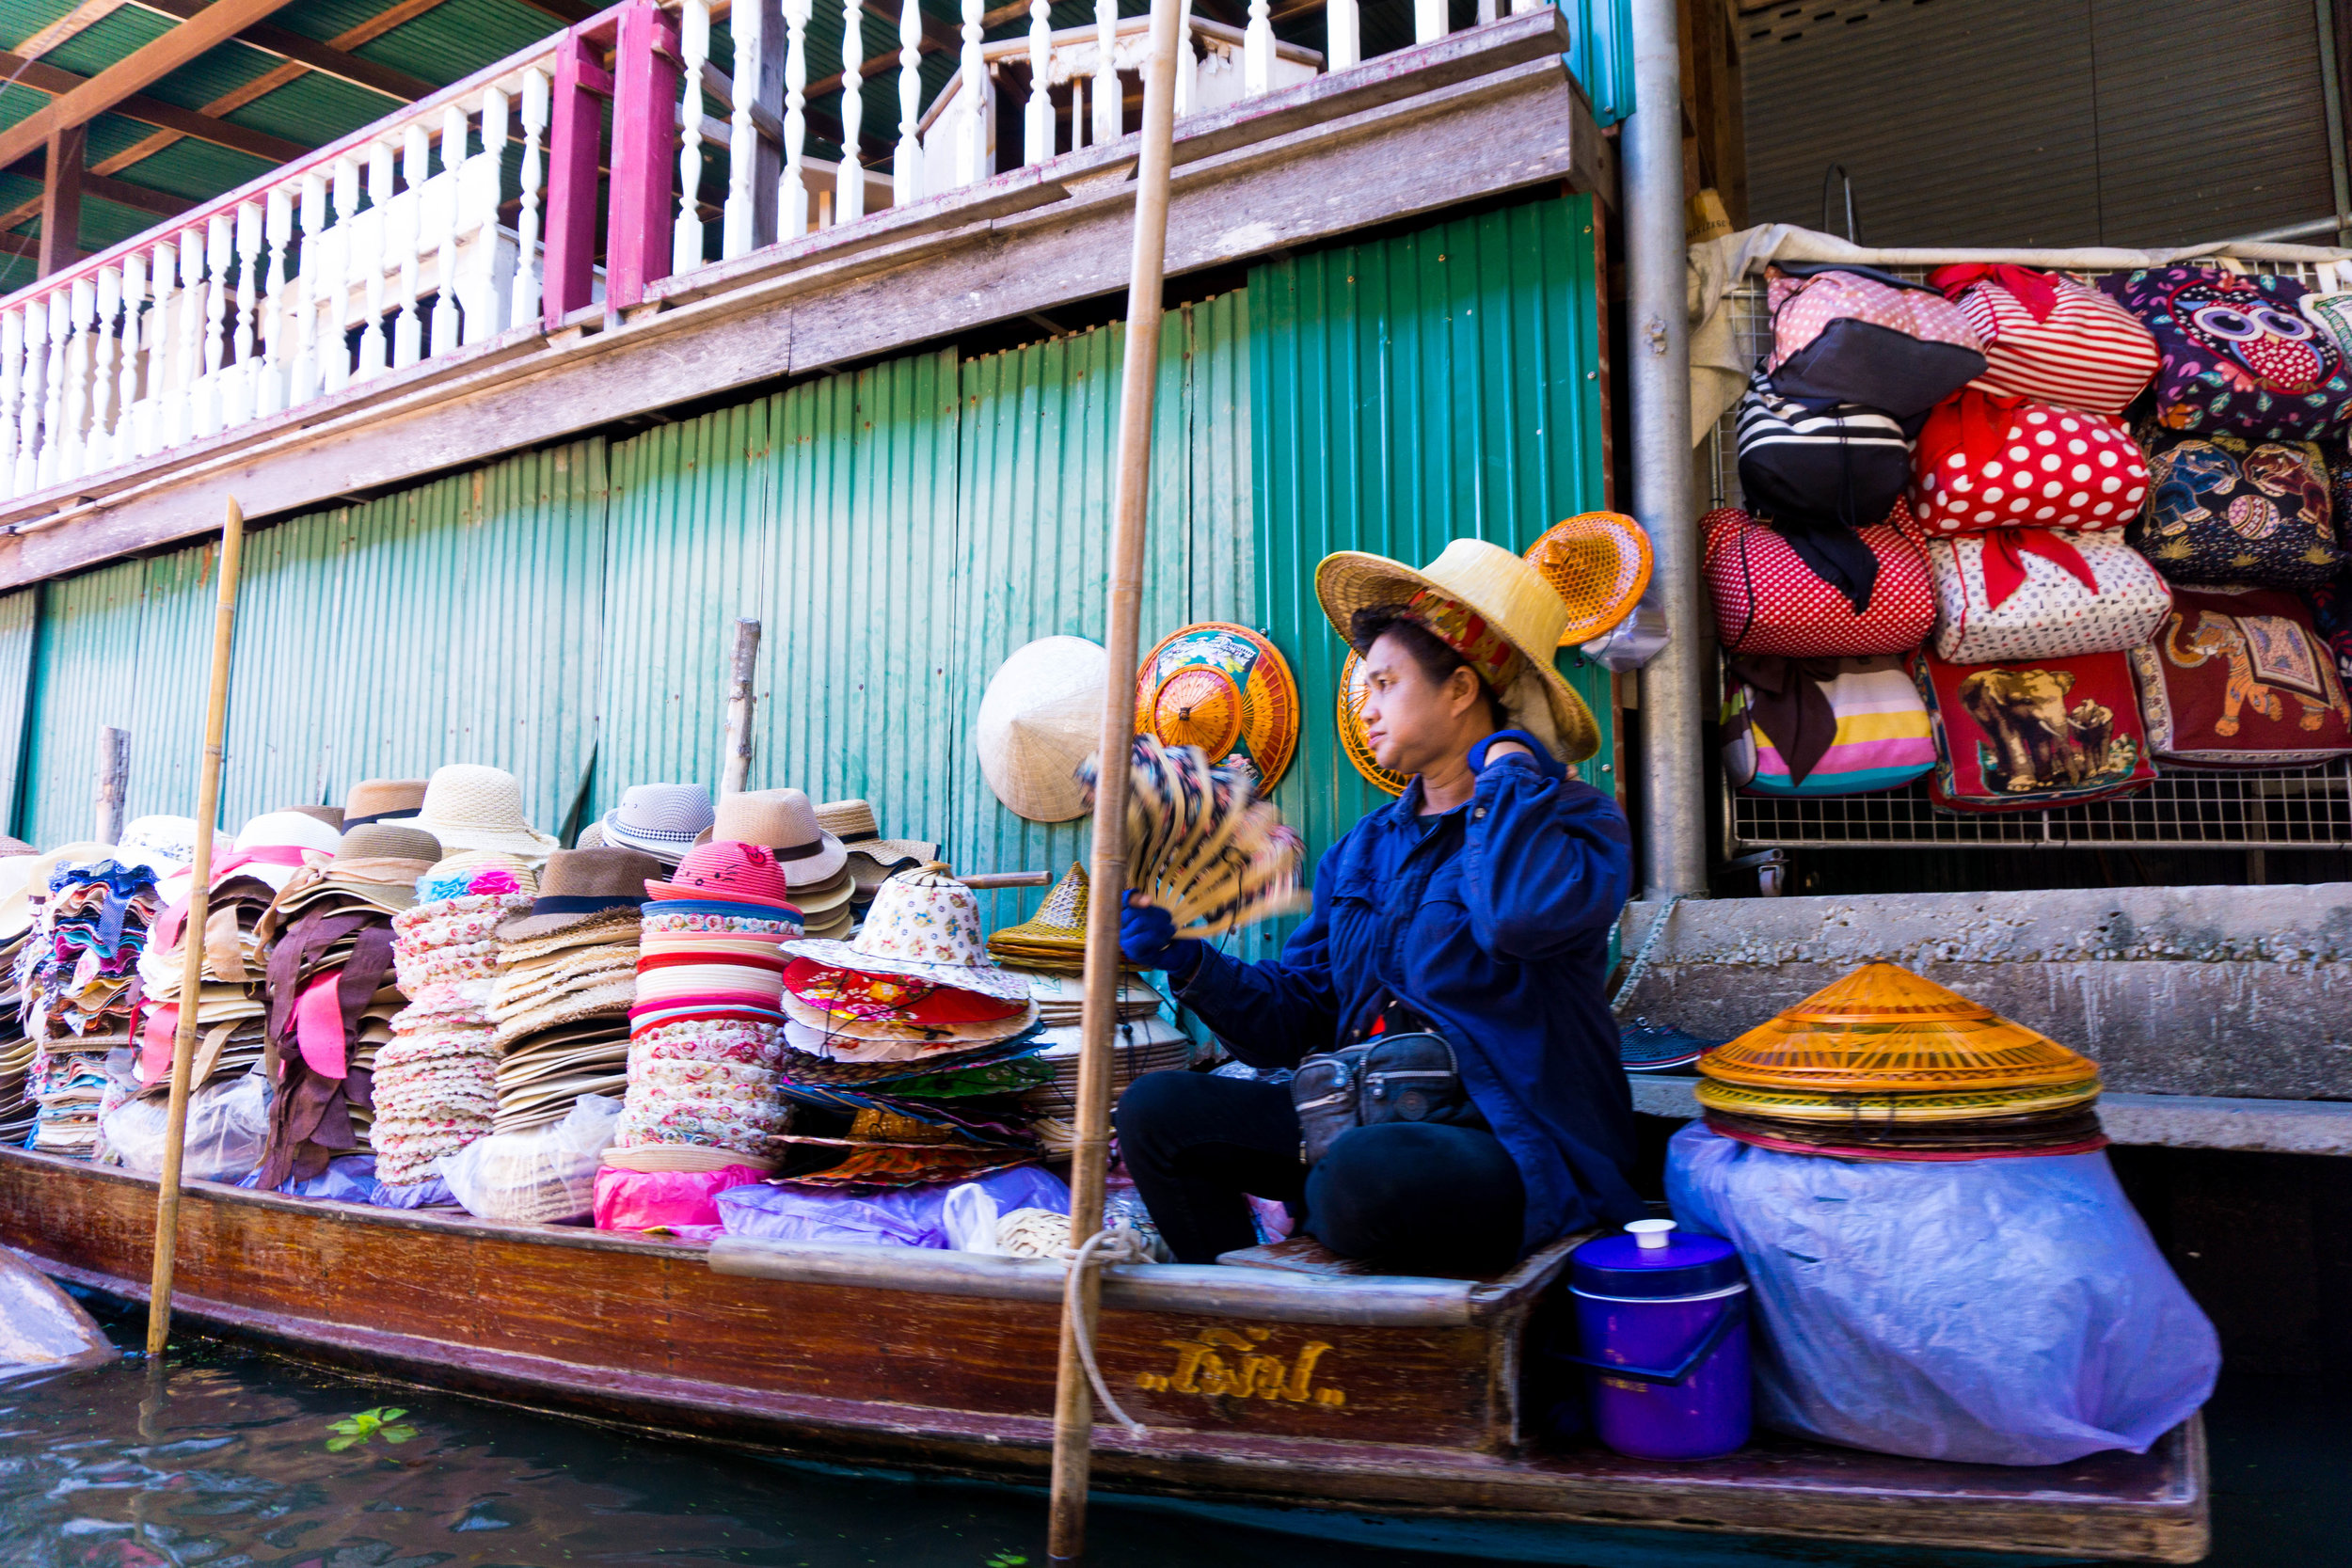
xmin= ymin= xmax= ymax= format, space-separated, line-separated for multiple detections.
xmin=1915 ymin=649 xmax=2157 ymax=812
xmin=2127 ymin=588 xmax=2352 ymax=767
xmin=2098 ymin=266 xmax=2352 ymax=441
xmin=2134 ymin=432 xmax=2344 ymax=588
xmin=1927 ymin=528 xmax=2173 ymax=663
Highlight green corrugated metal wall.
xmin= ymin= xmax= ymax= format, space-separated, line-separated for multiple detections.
xmin=0 ymin=589 xmax=34 ymax=832
xmin=1248 ymin=194 xmax=1614 ymax=889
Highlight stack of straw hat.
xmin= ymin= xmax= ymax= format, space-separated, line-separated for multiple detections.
xmin=1694 ymin=963 xmax=2106 ymax=1160
xmin=373 ymin=852 xmax=538 ymax=1186
xmin=0 ymin=850 xmax=34 ymax=1144
xmin=608 ymin=841 xmax=804 ymax=1174
xmin=19 ymin=852 xmax=166 ymax=1156
xmin=486 ymin=847 xmax=661 ymax=1134
xmin=251 ymin=823 xmax=442 ymax=1184
xmin=815 ymin=799 xmax=935 ymax=917
xmin=596 ymin=784 xmax=714 ymax=868
xmin=708 ymin=789 xmax=855 ymax=939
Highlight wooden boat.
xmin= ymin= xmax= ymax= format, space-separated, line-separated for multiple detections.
xmin=0 ymin=1145 xmax=2206 ymax=1563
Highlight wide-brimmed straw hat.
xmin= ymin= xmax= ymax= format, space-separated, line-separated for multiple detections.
xmin=784 ymin=868 xmax=1029 ymax=1003
xmin=410 ymin=765 xmax=560 ymax=862
xmin=1315 ymin=538 xmax=1598 ymax=763
xmin=600 ymin=784 xmax=715 ymax=866
xmin=1524 ymin=513 xmax=1653 ymax=647
xmin=707 ymin=789 xmax=848 ymax=887
xmin=257 ymin=824 xmax=444 ymax=942
xmin=344 ymin=778 xmax=428 ymax=827
xmin=976 ymin=636 xmax=1106 ymax=823
xmin=501 ymin=847 xmax=663 ymax=941
xmin=813 ymin=799 xmax=935 ymax=890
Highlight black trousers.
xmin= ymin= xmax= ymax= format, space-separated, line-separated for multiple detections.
xmin=1114 ymin=1069 xmax=1526 ymax=1271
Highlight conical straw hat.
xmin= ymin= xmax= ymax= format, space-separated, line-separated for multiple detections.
xmin=987 ymin=863 xmax=1089 ymax=955
xmin=1700 ymin=962 xmax=2095 ymax=1093
xmin=976 ymin=637 xmax=1107 ymax=823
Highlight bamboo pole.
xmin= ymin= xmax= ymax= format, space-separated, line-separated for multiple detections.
xmin=145 ymin=497 xmax=246 ymax=1361
xmin=1046 ymin=1 xmax=1184 ymax=1559
xmin=720 ymin=618 xmax=761 ymax=796
xmin=93 ymin=726 xmax=129 ymax=844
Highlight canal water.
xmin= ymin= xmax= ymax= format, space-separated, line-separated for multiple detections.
xmin=0 ymin=1294 xmax=2330 ymax=1568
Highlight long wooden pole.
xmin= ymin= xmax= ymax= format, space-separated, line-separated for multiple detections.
xmin=720 ymin=617 xmax=761 ymax=796
xmin=1046 ymin=2 xmax=1184 ymax=1560
xmin=145 ymin=496 xmax=246 ymax=1360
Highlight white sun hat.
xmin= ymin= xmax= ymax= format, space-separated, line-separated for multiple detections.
xmin=409 ymin=765 xmax=561 ymax=863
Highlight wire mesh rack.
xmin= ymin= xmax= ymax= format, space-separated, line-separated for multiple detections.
xmin=1708 ymin=258 xmax=2352 ymax=852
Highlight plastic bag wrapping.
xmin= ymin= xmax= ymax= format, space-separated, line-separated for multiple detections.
xmin=238 ymin=1153 xmax=380 ymax=1202
xmin=372 ymin=1173 xmax=459 ymax=1209
xmin=721 ymin=1164 xmax=1070 ymax=1250
xmin=942 ymin=1166 xmax=1073 ymax=1252
xmin=596 ymin=1164 xmax=771 ymax=1230
xmin=102 ymin=1070 xmax=273 ymax=1185
xmin=1665 ymin=1122 xmax=2218 ymax=1465
xmin=439 ymin=1097 xmax=620 ymax=1225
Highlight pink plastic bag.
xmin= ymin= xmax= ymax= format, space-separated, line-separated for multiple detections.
xmin=593 ymin=1164 xmax=770 ymax=1230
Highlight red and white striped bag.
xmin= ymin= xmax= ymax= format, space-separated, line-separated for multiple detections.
xmin=1931 ymin=263 xmax=2159 ymax=415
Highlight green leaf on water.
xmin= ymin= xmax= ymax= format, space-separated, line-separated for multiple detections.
xmin=325 ymin=1406 xmax=421 ymax=1452
xmin=985 ymin=1554 xmax=1029 ymax=1567
xmin=326 ymin=1435 xmax=359 ymax=1452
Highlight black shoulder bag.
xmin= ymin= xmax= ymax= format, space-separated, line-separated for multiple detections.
xmin=1289 ymin=990 xmax=1483 ymax=1165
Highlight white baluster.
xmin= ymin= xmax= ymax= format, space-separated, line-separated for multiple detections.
xmin=390 ymin=126 xmax=426 ymax=369
xmin=294 ymin=176 xmax=326 ymax=404
xmin=676 ymin=0 xmax=710 ymax=274
xmin=1174 ymin=0 xmax=1198 ymax=117
xmin=0 ymin=309 xmax=22 ymax=497
xmin=1245 ymin=0 xmax=1275 ymax=94
xmin=259 ymin=190 xmax=289 ymax=417
xmin=723 ymin=8 xmax=762 ymax=255
xmin=11 ymin=305 xmax=39 ymax=493
xmin=1092 ymin=0 xmax=1120 ymax=145
xmin=60 ymin=278 xmax=91 ymax=480
xmin=514 ymin=71 xmax=549 ymax=324
xmin=836 ymin=0 xmax=866 ymax=222
xmin=958 ymin=0 xmax=991 ymax=184
xmin=897 ymin=0 xmax=923 ymax=201
xmin=464 ymin=89 xmax=509 ymax=344
xmin=1025 ymin=0 xmax=1052 ymax=164
xmin=228 ymin=201 xmax=261 ymax=426
xmin=171 ymin=236 xmax=201 ymax=446
xmin=324 ymin=158 xmax=358 ymax=393
xmin=194 ymin=214 xmax=229 ymax=439
xmin=1412 ymin=0 xmax=1443 ymax=43
xmin=37 ymin=294 xmax=67 ymax=487
xmin=90 ymin=268 xmax=118 ymax=469
xmin=119 ymin=252 xmax=149 ymax=457
xmin=1327 ymin=0 xmax=1359 ymax=70
xmin=358 ymin=143 xmax=392 ymax=378
xmin=781 ymin=0 xmax=811 ymax=238
xmin=1072 ymin=74 xmax=1086 ymax=150
xmin=434 ymin=104 xmax=468 ymax=355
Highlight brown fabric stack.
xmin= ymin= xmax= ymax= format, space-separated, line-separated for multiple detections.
xmin=486 ymin=849 xmax=660 ymax=1134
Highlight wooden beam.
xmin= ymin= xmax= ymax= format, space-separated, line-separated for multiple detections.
xmin=84 ymin=171 xmax=198 ymax=218
xmin=14 ymin=0 xmax=135 ymax=60
xmin=506 ymin=0 xmax=599 ymax=23
xmin=0 ymin=230 xmax=91 ymax=264
xmin=0 ymin=50 xmax=310 ymax=164
xmin=0 ymin=0 xmax=310 ymax=175
xmin=131 ymin=0 xmax=437 ymax=103
xmin=38 ymin=127 xmax=86 ymax=279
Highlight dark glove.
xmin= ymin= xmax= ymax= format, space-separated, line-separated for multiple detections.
xmin=1121 ymin=895 xmax=1203 ymax=982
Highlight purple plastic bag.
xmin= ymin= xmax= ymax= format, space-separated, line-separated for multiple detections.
xmin=717 ymin=1164 xmax=1069 ymax=1248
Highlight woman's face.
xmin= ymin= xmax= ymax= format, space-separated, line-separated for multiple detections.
xmin=1357 ymin=630 xmax=1487 ymax=776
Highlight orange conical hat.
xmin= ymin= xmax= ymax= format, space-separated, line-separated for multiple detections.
xmin=1699 ymin=962 xmax=2096 ymax=1093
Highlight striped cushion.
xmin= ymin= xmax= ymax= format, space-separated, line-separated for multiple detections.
xmin=1948 ymin=273 xmax=2158 ymax=415
xmin=1723 ymin=657 xmax=1935 ymax=797
xmin=1733 ymin=370 xmax=1913 ymax=529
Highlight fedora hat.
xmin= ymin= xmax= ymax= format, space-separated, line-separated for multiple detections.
xmin=710 ymin=789 xmax=847 ymax=887
xmin=1315 ymin=538 xmax=1599 ymax=763
xmin=644 ymin=839 xmax=800 ymax=911
xmin=600 ymin=784 xmax=715 ymax=866
xmin=976 ymin=636 xmax=1107 ymax=823
xmin=814 ymin=799 xmax=937 ymax=867
xmin=501 ymin=847 xmax=664 ymax=941
xmin=344 ymin=778 xmax=428 ymax=827
xmin=784 ymin=868 xmax=1029 ymax=1003
xmin=410 ymin=765 xmax=560 ymax=862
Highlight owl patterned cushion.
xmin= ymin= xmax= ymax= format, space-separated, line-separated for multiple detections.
xmin=1915 ymin=648 xmax=2156 ymax=813
xmin=2128 ymin=588 xmax=2352 ymax=767
xmin=2099 ymin=266 xmax=2352 ymax=441
xmin=2133 ymin=432 xmax=2343 ymax=587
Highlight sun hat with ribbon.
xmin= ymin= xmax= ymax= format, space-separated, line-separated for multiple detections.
xmin=501 ymin=847 xmax=664 ymax=942
xmin=644 ymin=839 xmax=800 ymax=911
xmin=600 ymin=784 xmax=716 ymax=866
xmin=410 ymin=765 xmax=560 ymax=862
xmin=1315 ymin=538 xmax=1600 ymax=763
xmin=814 ymin=800 xmax=936 ymax=869
xmin=213 ymin=811 xmax=342 ymax=894
xmin=706 ymin=789 xmax=847 ymax=887
xmin=257 ymin=824 xmax=446 ymax=942
xmin=417 ymin=850 xmax=540 ymax=903
xmin=784 ymin=867 xmax=1030 ymax=1003
xmin=344 ymin=778 xmax=428 ymax=827
xmin=976 ymin=636 xmax=1108 ymax=822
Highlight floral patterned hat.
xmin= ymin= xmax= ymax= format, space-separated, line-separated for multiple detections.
xmin=782 ymin=868 xmax=1030 ymax=1003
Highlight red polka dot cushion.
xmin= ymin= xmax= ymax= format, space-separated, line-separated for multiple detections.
xmin=1909 ymin=395 xmax=2149 ymax=536
xmin=1703 ymin=504 xmax=1935 ymax=658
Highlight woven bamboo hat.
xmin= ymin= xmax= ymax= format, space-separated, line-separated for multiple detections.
xmin=1524 ymin=513 xmax=1653 ymax=646
xmin=985 ymin=863 xmax=1089 ymax=969
xmin=1692 ymin=1076 xmax=2102 ymax=1124
xmin=1134 ymin=623 xmax=1300 ymax=789
xmin=1700 ymin=963 xmax=2097 ymax=1093
xmin=411 ymin=765 xmax=560 ymax=862
xmin=1314 ymin=538 xmax=1598 ymax=763
xmin=976 ymin=636 xmax=1107 ymax=822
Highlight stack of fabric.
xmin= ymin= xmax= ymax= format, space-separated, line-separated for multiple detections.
xmin=985 ymin=863 xmax=1093 ymax=975
xmin=252 ymin=824 xmax=442 ymax=1186
xmin=1694 ymin=962 xmax=2106 ymax=1159
xmin=16 ymin=854 xmax=163 ymax=1155
xmin=374 ymin=852 xmax=538 ymax=1186
xmin=486 ymin=847 xmax=660 ymax=1134
xmin=773 ymin=869 xmax=1045 ymax=1186
xmin=596 ymin=784 xmax=715 ymax=869
xmin=710 ymin=789 xmax=855 ymax=940
xmin=815 ymin=798 xmax=935 ymax=919
xmin=607 ymin=841 xmax=803 ymax=1173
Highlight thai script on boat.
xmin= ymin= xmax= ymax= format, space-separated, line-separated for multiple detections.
xmin=1136 ymin=1326 xmax=1346 ymax=1406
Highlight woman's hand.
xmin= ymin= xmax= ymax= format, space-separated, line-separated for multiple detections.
xmin=1121 ymin=893 xmax=1203 ymax=980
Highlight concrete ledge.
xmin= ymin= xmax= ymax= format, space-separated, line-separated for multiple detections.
xmin=1629 ymin=1076 xmax=2352 ymax=1156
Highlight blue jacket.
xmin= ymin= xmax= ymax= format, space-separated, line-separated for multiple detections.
xmin=1174 ymin=736 xmax=1646 ymax=1253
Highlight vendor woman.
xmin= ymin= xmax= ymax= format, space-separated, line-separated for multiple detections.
xmin=1118 ymin=539 xmax=1647 ymax=1273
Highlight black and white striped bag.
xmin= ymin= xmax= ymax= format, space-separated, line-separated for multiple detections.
xmin=1733 ymin=369 xmax=1912 ymax=532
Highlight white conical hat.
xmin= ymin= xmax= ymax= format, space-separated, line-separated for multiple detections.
xmin=975 ymin=636 xmax=1107 ymax=823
